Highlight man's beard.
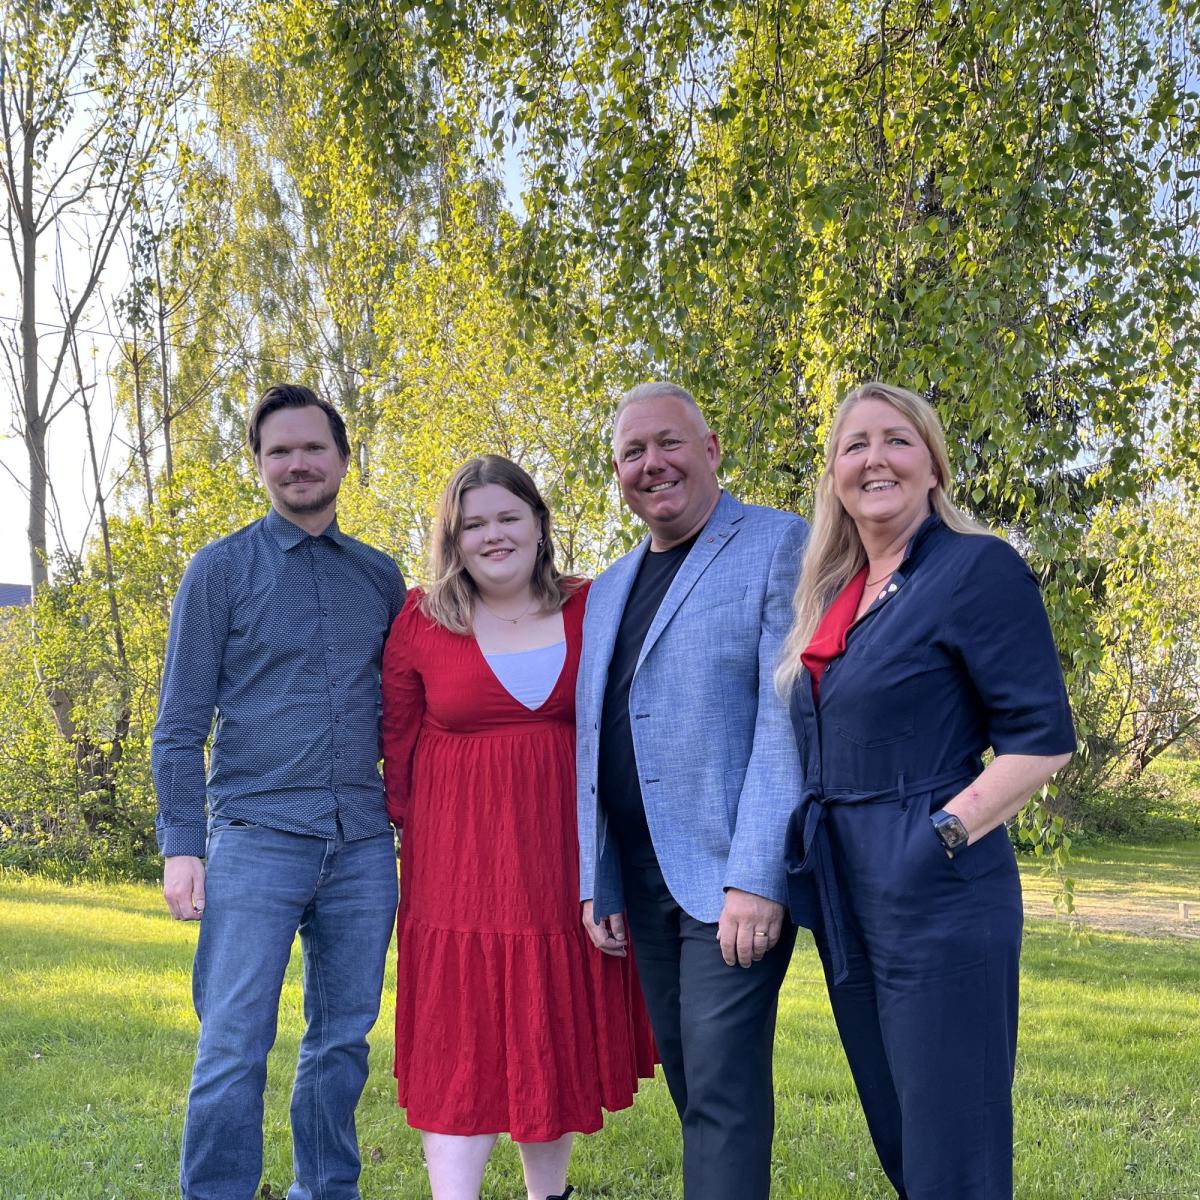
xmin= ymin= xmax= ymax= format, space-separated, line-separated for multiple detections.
xmin=278 ymin=476 xmax=341 ymax=516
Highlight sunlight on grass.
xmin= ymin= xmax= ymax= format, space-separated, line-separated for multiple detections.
xmin=3 ymin=844 xmax=1199 ymax=1199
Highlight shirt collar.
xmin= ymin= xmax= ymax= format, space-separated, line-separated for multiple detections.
xmin=263 ymin=506 xmax=350 ymax=550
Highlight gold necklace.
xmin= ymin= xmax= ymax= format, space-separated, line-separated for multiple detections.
xmin=865 ymin=560 xmax=901 ymax=587
xmin=476 ymin=595 xmax=538 ymax=624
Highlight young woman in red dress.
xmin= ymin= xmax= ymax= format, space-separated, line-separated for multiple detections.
xmin=380 ymin=455 xmax=655 ymax=1200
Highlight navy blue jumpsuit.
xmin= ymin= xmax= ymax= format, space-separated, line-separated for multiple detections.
xmin=785 ymin=516 xmax=1075 ymax=1199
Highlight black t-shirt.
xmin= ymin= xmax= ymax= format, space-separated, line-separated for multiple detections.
xmin=598 ymin=534 xmax=699 ymax=856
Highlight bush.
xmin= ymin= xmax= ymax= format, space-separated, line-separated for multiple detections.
xmin=1070 ymin=764 xmax=1200 ymax=843
xmin=0 ymin=815 xmax=160 ymax=883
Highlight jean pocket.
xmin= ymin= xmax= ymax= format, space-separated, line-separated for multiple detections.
xmin=204 ymin=815 xmax=255 ymax=858
xmin=209 ymin=815 xmax=255 ymax=830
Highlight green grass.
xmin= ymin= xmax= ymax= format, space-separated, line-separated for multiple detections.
xmin=2 ymin=847 xmax=1198 ymax=1200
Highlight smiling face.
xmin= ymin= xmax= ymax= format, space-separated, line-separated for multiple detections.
xmin=458 ymin=483 xmax=541 ymax=597
xmin=831 ymin=398 xmax=938 ymax=538
xmin=255 ymin=404 xmax=350 ymax=530
xmin=612 ymin=393 xmax=722 ymax=549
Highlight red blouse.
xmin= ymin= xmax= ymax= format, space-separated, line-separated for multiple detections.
xmin=800 ymin=567 xmax=868 ymax=702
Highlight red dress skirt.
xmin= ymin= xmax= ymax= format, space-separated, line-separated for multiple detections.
xmin=380 ymin=585 xmax=656 ymax=1141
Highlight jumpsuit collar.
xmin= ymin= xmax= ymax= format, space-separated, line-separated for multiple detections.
xmin=854 ymin=511 xmax=943 ymax=617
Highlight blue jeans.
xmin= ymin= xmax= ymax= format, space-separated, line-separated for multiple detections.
xmin=180 ymin=819 xmax=398 ymax=1200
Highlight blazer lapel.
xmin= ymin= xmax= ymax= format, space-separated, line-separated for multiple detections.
xmin=636 ymin=491 xmax=744 ymax=671
xmin=586 ymin=540 xmax=649 ymax=708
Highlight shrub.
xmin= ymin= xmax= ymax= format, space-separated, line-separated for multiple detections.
xmin=1071 ymin=765 xmax=1200 ymax=843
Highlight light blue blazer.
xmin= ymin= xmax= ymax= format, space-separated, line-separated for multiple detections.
xmin=577 ymin=491 xmax=809 ymax=923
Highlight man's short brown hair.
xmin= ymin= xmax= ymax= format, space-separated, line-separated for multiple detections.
xmin=247 ymin=384 xmax=350 ymax=460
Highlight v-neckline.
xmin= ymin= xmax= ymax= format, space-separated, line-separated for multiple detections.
xmin=470 ymin=608 xmax=570 ymax=713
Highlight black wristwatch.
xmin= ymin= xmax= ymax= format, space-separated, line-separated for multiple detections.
xmin=930 ymin=809 xmax=970 ymax=857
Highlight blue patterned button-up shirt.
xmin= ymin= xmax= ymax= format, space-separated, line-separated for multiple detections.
xmin=152 ymin=507 xmax=406 ymax=858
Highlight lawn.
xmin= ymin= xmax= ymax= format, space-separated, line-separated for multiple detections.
xmin=2 ymin=843 xmax=1197 ymax=1200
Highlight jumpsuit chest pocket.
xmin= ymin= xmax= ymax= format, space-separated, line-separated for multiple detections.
xmin=827 ymin=647 xmax=929 ymax=750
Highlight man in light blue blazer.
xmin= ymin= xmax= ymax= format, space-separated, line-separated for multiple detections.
xmin=577 ymin=382 xmax=807 ymax=1199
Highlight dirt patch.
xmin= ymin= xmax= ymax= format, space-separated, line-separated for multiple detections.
xmin=1024 ymin=892 xmax=1200 ymax=939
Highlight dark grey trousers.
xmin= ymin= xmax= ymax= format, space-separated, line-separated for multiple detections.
xmin=619 ymin=842 xmax=796 ymax=1200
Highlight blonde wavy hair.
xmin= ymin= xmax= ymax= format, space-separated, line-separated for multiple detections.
xmin=775 ymin=382 xmax=990 ymax=695
xmin=421 ymin=455 xmax=578 ymax=634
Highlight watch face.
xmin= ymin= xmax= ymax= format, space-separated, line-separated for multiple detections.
xmin=934 ymin=812 xmax=969 ymax=851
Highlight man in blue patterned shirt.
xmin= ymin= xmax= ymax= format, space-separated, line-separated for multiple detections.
xmin=153 ymin=384 xmax=405 ymax=1200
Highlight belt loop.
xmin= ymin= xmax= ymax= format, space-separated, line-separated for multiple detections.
xmin=898 ymin=771 xmax=908 ymax=810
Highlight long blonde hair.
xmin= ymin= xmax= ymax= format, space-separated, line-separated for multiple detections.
xmin=422 ymin=455 xmax=578 ymax=634
xmin=775 ymin=382 xmax=989 ymax=695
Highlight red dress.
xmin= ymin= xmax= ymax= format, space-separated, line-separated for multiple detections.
xmin=380 ymin=585 xmax=657 ymax=1141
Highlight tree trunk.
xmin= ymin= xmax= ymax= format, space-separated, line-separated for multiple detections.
xmin=130 ymin=332 xmax=156 ymax=514
xmin=19 ymin=86 xmax=47 ymax=594
xmin=76 ymin=380 xmax=133 ymax=822
xmin=154 ymin=228 xmax=174 ymax=485
xmin=17 ymin=83 xmax=76 ymax=742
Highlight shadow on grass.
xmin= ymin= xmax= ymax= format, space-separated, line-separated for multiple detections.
xmin=1 ymin=999 xmax=206 ymax=1057
xmin=1022 ymin=923 xmax=1200 ymax=987
xmin=0 ymin=922 xmax=205 ymax=976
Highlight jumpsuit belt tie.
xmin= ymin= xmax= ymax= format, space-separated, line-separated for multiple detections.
xmin=784 ymin=768 xmax=976 ymax=985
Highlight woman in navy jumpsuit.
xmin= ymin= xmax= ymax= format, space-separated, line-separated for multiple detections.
xmin=779 ymin=382 xmax=1075 ymax=1199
